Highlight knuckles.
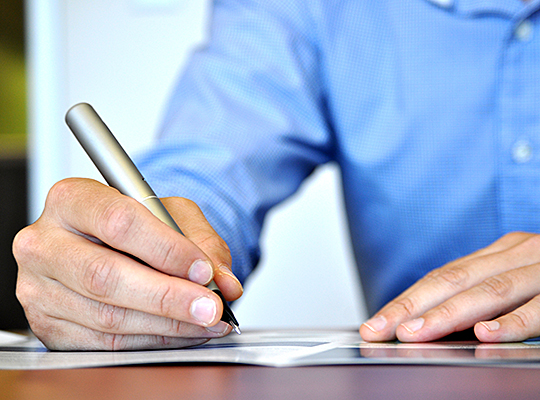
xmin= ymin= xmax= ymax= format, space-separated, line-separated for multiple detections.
xmin=168 ymin=317 xmax=188 ymax=336
xmin=426 ymin=265 xmax=471 ymax=291
xmin=14 ymin=282 xmax=60 ymax=349
xmin=48 ymin=178 xmax=143 ymax=247
xmin=100 ymin=333 xmax=130 ymax=351
xmin=433 ymin=301 xmax=459 ymax=321
xmin=45 ymin=178 xmax=79 ymax=210
xmin=479 ymin=274 xmax=515 ymax=300
xmin=98 ymin=196 xmax=140 ymax=245
xmin=197 ymin=233 xmax=231 ymax=262
xmin=82 ymin=253 xmax=121 ymax=299
xmin=95 ymin=302 xmax=129 ymax=332
xmin=390 ymin=297 xmax=418 ymax=319
xmin=14 ymin=276 xmax=39 ymax=315
xmin=13 ymin=225 xmax=55 ymax=309
xmin=149 ymin=283 xmax=177 ymax=318
xmin=507 ymin=310 xmax=533 ymax=331
xmin=45 ymin=178 xmax=98 ymax=218
xmin=155 ymin=237 xmax=189 ymax=275
xmin=12 ymin=225 xmax=42 ymax=267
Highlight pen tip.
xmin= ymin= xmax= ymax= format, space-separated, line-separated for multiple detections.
xmin=230 ymin=322 xmax=242 ymax=335
xmin=212 ymin=288 xmax=241 ymax=334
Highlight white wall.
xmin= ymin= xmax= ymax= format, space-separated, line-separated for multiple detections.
xmin=25 ymin=0 xmax=366 ymax=329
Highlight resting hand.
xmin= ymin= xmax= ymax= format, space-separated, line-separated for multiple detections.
xmin=360 ymin=232 xmax=540 ymax=342
xmin=13 ymin=178 xmax=243 ymax=350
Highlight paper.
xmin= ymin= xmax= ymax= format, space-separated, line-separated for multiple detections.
xmin=0 ymin=331 xmax=28 ymax=346
xmin=1 ymin=329 xmax=540 ymax=370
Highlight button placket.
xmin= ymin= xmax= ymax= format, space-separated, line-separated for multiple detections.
xmin=497 ymin=14 xmax=540 ymax=232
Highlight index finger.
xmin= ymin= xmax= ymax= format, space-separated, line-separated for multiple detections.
xmin=44 ymin=178 xmax=214 ymax=285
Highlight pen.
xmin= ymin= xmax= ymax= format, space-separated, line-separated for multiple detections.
xmin=65 ymin=102 xmax=241 ymax=335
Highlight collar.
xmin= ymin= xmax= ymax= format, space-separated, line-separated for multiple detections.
xmin=425 ymin=0 xmax=453 ymax=8
xmin=424 ymin=0 xmax=540 ymax=19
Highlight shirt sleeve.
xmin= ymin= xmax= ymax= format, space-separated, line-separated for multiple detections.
xmin=135 ymin=0 xmax=334 ymax=283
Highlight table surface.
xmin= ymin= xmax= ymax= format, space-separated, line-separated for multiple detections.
xmin=2 ymin=364 xmax=540 ymax=400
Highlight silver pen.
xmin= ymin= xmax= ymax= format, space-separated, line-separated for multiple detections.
xmin=65 ymin=102 xmax=241 ymax=334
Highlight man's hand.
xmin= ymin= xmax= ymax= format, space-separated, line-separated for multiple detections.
xmin=13 ymin=178 xmax=243 ymax=351
xmin=360 ymin=232 xmax=540 ymax=343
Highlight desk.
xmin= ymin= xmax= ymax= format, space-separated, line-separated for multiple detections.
xmin=1 ymin=365 xmax=539 ymax=400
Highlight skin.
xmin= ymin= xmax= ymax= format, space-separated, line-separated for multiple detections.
xmin=360 ymin=232 xmax=540 ymax=343
xmin=12 ymin=178 xmax=243 ymax=351
xmin=14 ymin=178 xmax=540 ymax=349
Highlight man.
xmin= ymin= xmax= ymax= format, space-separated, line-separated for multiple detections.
xmin=13 ymin=0 xmax=540 ymax=350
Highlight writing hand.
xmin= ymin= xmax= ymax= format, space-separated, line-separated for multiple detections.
xmin=360 ymin=232 xmax=540 ymax=342
xmin=13 ymin=178 xmax=243 ymax=350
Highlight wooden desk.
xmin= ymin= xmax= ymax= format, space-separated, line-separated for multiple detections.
xmin=1 ymin=365 xmax=539 ymax=400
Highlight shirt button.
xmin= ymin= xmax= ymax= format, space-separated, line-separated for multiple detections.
xmin=512 ymin=140 xmax=533 ymax=163
xmin=515 ymin=20 xmax=533 ymax=42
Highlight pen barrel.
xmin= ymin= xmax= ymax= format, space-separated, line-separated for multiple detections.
xmin=66 ymin=103 xmax=152 ymax=201
xmin=65 ymin=102 xmax=183 ymax=234
xmin=141 ymin=196 xmax=183 ymax=234
xmin=65 ymin=102 xmax=239 ymax=331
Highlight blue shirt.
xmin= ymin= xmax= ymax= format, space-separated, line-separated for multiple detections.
xmin=137 ymin=0 xmax=540 ymax=315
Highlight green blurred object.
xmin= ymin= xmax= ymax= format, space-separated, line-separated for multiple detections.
xmin=0 ymin=0 xmax=27 ymax=147
xmin=0 ymin=45 xmax=27 ymax=152
xmin=0 ymin=0 xmax=28 ymax=330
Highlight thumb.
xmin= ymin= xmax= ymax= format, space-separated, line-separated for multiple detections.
xmin=161 ymin=197 xmax=243 ymax=301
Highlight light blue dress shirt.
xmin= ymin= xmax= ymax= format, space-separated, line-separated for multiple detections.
xmin=137 ymin=0 xmax=540 ymax=315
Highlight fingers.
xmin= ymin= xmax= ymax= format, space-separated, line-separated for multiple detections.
xmin=17 ymin=271 xmax=230 ymax=350
xmin=13 ymin=178 xmax=241 ymax=350
xmin=474 ymin=295 xmax=540 ymax=343
xmin=162 ymin=197 xmax=243 ymax=301
xmin=395 ymin=262 xmax=540 ymax=342
xmin=43 ymin=178 xmax=212 ymax=282
xmin=360 ymin=232 xmax=540 ymax=342
xmin=19 ymin=226 xmax=225 ymax=328
xmin=45 ymin=179 xmax=243 ymax=299
xmin=34 ymin=318 xmax=212 ymax=351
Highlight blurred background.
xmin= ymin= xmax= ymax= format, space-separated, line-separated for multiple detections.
xmin=0 ymin=0 xmax=27 ymax=329
xmin=1 ymin=0 xmax=366 ymax=332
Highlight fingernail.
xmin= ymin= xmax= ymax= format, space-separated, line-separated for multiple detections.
xmin=218 ymin=264 xmax=243 ymax=290
xmin=363 ymin=315 xmax=387 ymax=333
xmin=188 ymin=260 xmax=213 ymax=285
xmin=479 ymin=320 xmax=500 ymax=332
xmin=401 ymin=318 xmax=425 ymax=334
xmin=190 ymin=296 xmax=217 ymax=325
xmin=206 ymin=321 xmax=230 ymax=334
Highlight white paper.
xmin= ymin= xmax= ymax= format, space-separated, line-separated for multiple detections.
xmin=1 ymin=330 xmax=540 ymax=370
xmin=0 ymin=331 xmax=29 ymax=346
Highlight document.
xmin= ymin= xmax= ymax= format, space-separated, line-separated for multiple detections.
xmin=0 ymin=331 xmax=28 ymax=346
xmin=1 ymin=329 xmax=540 ymax=370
